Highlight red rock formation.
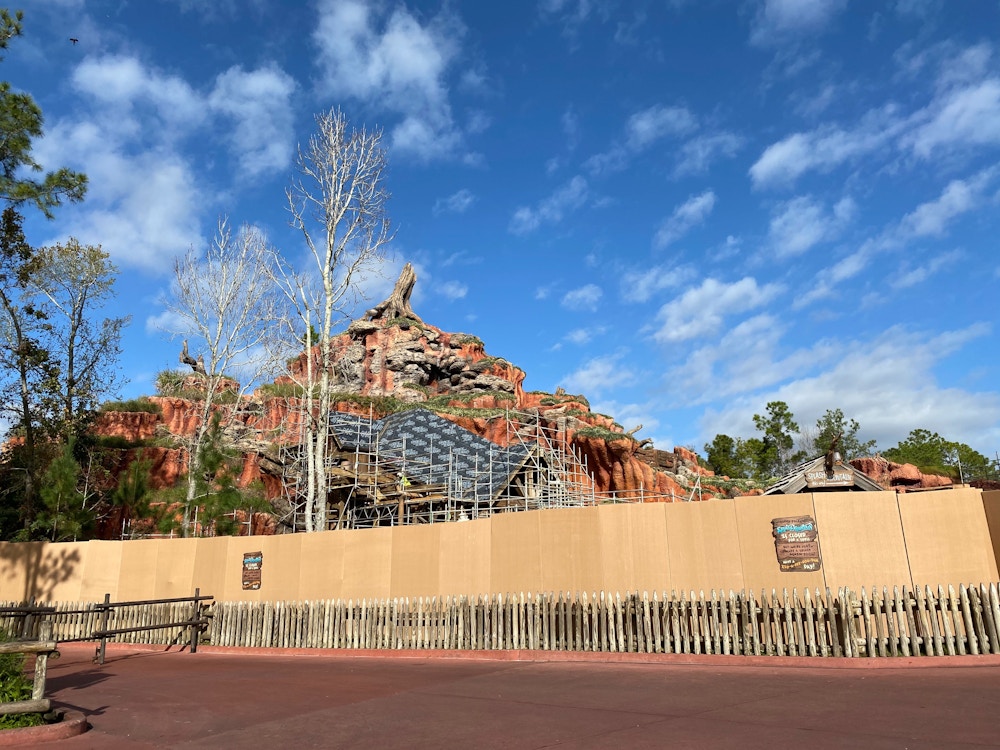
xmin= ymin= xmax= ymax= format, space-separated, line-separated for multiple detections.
xmin=850 ymin=456 xmax=953 ymax=491
xmin=94 ymin=411 xmax=159 ymax=443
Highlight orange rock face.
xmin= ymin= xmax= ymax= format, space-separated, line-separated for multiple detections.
xmin=850 ymin=457 xmax=953 ymax=491
xmin=94 ymin=411 xmax=160 ymax=443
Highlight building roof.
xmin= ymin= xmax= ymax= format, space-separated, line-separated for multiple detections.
xmin=328 ymin=408 xmax=533 ymax=500
xmin=763 ymin=454 xmax=885 ymax=495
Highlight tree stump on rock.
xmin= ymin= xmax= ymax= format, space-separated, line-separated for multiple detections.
xmin=365 ymin=263 xmax=424 ymax=323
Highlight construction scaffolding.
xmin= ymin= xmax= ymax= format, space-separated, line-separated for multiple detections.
xmin=276 ymin=406 xmax=615 ymax=531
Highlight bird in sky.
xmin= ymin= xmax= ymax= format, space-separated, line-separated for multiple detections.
xmin=69 ymin=37 xmax=78 ymax=44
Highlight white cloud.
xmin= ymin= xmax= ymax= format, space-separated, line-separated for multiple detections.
xmin=653 ymin=277 xmax=784 ymax=344
xmin=899 ymin=177 xmax=986 ymax=237
xmin=750 ymin=0 xmax=848 ymax=46
xmin=439 ymin=281 xmax=468 ymax=300
xmin=891 ymin=249 xmax=962 ymax=289
xmin=35 ymin=119 xmax=205 ymax=275
xmin=749 ymin=117 xmax=897 ymax=188
xmin=621 ymin=264 xmax=695 ymax=303
xmin=669 ymin=313 xmax=842 ymax=403
xmin=561 ymin=283 xmax=603 ymax=311
xmin=625 ymin=105 xmax=698 ymax=150
xmin=585 ymin=104 xmax=697 ymax=175
xmin=564 ymin=326 xmax=607 ymax=345
xmin=508 ymin=176 xmax=589 ymax=234
xmin=654 ymin=190 xmax=716 ymax=249
xmin=208 ymin=64 xmax=296 ymax=177
xmin=674 ymin=132 xmax=743 ymax=176
xmin=313 ymin=0 xmax=467 ymax=162
xmin=753 ymin=44 xmax=1000 ymax=189
xmin=907 ymin=80 xmax=1000 ymax=158
xmin=71 ymin=54 xmax=205 ymax=134
xmin=433 ymin=189 xmax=476 ymax=215
xmin=562 ymin=108 xmax=581 ymax=149
xmin=32 ymin=53 xmax=303 ymax=272
xmin=561 ymin=353 xmax=636 ymax=396
xmin=768 ymin=195 xmax=855 ymax=258
xmin=697 ymin=324 xmax=999 ymax=452
xmin=795 ymin=165 xmax=998 ymax=306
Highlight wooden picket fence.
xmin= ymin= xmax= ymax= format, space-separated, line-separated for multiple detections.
xmin=5 ymin=583 xmax=1000 ymax=657
xmin=207 ymin=583 xmax=1000 ymax=657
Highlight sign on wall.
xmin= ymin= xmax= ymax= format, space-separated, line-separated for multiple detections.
xmin=771 ymin=516 xmax=822 ymax=572
xmin=242 ymin=551 xmax=263 ymax=590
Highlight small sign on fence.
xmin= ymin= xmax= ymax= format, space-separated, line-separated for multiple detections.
xmin=242 ymin=551 xmax=263 ymax=590
xmin=771 ymin=516 xmax=821 ymax=572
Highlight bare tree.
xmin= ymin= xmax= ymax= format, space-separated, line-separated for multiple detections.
xmin=272 ymin=108 xmax=393 ymax=532
xmin=162 ymin=219 xmax=284 ymax=536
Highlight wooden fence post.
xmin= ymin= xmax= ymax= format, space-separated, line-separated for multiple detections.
xmin=190 ymin=587 xmax=201 ymax=654
xmin=97 ymin=593 xmax=111 ymax=665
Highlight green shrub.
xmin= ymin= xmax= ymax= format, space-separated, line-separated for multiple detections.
xmin=155 ymin=369 xmax=188 ymax=395
xmin=329 ymin=393 xmax=419 ymax=417
xmin=401 ymin=382 xmax=431 ymax=395
xmin=424 ymin=390 xmax=515 ymax=408
xmin=0 ymin=631 xmax=45 ymax=729
xmin=385 ymin=317 xmax=426 ymax=331
xmin=258 ymin=382 xmax=308 ymax=398
xmin=575 ymin=426 xmax=635 ymax=442
xmin=451 ymin=333 xmax=483 ymax=347
xmin=427 ymin=404 xmax=507 ymax=419
xmin=100 ymin=398 xmax=162 ymax=415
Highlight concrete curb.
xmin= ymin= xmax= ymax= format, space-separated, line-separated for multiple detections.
xmin=55 ymin=641 xmax=1000 ymax=670
xmin=0 ymin=712 xmax=88 ymax=746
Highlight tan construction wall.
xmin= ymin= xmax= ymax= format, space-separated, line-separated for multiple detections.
xmin=1 ymin=487 xmax=997 ymax=604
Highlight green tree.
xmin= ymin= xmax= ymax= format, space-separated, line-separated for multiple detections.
xmin=0 ymin=208 xmax=57 ymax=529
xmin=156 ymin=413 xmax=269 ymax=537
xmin=812 ymin=408 xmax=877 ymax=459
xmin=704 ymin=434 xmax=755 ymax=478
xmin=751 ymin=401 xmax=805 ymax=479
xmin=32 ymin=438 xmax=91 ymax=541
xmin=883 ymin=429 xmax=950 ymax=473
xmin=0 ymin=9 xmax=88 ymax=537
xmin=108 ymin=457 xmax=153 ymax=539
xmin=884 ymin=429 xmax=994 ymax=482
xmin=0 ymin=10 xmax=87 ymax=215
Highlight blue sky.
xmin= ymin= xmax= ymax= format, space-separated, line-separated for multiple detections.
xmin=9 ymin=0 xmax=1000 ymax=457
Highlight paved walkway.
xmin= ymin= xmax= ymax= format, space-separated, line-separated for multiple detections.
xmin=36 ymin=644 xmax=1000 ymax=749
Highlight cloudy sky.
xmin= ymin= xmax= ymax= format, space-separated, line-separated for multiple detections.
xmin=10 ymin=0 xmax=1000 ymax=457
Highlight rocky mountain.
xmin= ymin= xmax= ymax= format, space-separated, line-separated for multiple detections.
xmin=94 ymin=265 xmax=720 ymax=534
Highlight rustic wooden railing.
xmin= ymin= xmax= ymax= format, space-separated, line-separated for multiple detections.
xmin=0 ymin=591 xmax=212 ymax=664
xmin=6 ymin=584 xmax=1000 ymax=657
xmin=0 ymin=622 xmax=56 ymax=717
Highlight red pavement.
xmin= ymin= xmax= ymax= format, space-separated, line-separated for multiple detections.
xmin=31 ymin=643 xmax=1000 ymax=749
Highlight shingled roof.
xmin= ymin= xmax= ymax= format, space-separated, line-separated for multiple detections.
xmin=763 ymin=454 xmax=885 ymax=495
xmin=328 ymin=408 xmax=533 ymax=500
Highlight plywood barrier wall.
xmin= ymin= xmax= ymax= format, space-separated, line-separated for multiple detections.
xmin=981 ymin=490 xmax=1000 ymax=571
xmin=813 ymin=491 xmax=913 ymax=592
xmin=900 ymin=488 xmax=999 ymax=587
xmin=0 ymin=487 xmax=996 ymax=604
